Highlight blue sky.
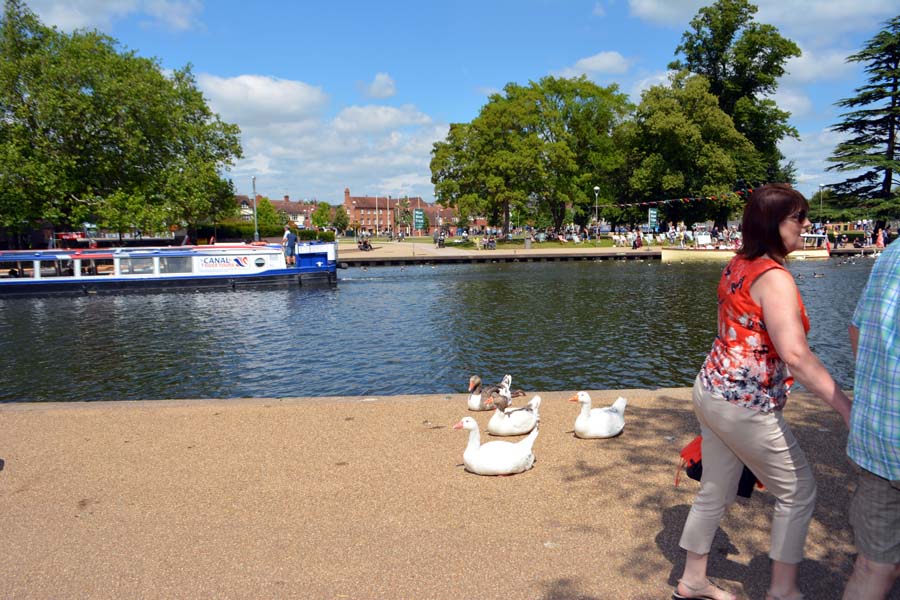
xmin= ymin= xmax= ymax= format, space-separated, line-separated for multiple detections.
xmin=26 ymin=0 xmax=899 ymax=204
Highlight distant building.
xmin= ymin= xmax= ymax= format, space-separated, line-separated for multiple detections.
xmin=342 ymin=188 xmax=457 ymax=235
xmin=236 ymin=194 xmax=315 ymax=228
xmin=235 ymin=189 xmax=461 ymax=234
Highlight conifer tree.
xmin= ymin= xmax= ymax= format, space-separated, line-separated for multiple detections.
xmin=826 ymin=16 xmax=900 ymax=218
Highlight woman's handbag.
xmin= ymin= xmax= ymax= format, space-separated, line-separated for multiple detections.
xmin=675 ymin=434 xmax=763 ymax=498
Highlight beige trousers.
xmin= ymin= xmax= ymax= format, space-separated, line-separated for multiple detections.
xmin=679 ymin=376 xmax=817 ymax=564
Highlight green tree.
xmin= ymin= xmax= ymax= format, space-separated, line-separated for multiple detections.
xmin=620 ymin=74 xmax=757 ymax=226
xmin=431 ymin=76 xmax=631 ymax=231
xmin=255 ymin=197 xmax=280 ymax=229
xmin=826 ymin=16 xmax=900 ymax=219
xmin=332 ymin=205 xmax=349 ymax=232
xmin=311 ymin=202 xmax=331 ymax=229
xmin=0 ymin=0 xmax=241 ymax=240
xmin=669 ymin=0 xmax=799 ymax=181
xmin=397 ymin=197 xmax=412 ymax=231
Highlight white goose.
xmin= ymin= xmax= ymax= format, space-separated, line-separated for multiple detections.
xmin=453 ymin=416 xmax=538 ymax=476
xmin=569 ymin=392 xmax=627 ymax=439
xmin=487 ymin=394 xmax=541 ymax=436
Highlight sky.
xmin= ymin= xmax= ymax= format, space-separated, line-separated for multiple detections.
xmin=24 ymin=0 xmax=899 ymax=205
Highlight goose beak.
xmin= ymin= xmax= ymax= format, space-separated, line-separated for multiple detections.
xmin=452 ymin=421 xmax=464 ymax=429
xmin=568 ymin=395 xmax=579 ymax=403
xmin=484 ymin=396 xmax=495 ymax=407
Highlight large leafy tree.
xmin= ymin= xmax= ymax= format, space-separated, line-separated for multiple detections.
xmin=515 ymin=77 xmax=632 ymax=230
xmin=332 ymin=205 xmax=349 ymax=232
xmin=669 ymin=0 xmax=800 ymax=181
xmin=311 ymin=202 xmax=332 ymax=229
xmin=0 ymin=0 xmax=241 ymax=240
xmin=431 ymin=76 xmax=631 ymax=231
xmin=620 ymin=74 xmax=758 ymax=227
xmin=826 ymin=16 xmax=900 ymax=219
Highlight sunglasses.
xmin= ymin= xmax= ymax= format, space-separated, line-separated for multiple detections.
xmin=787 ymin=210 xmax=808 ymax=223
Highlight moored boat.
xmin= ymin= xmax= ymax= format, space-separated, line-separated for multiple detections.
xmin=660 ymin=246 xmax=736 ymax=262
xmin=660 ymin=233 xmax=830 ymax=263
xmin=0 ymin=242 xmax=337 ymax=297
xmin=791 ymin=233 xmax=831 ymax=259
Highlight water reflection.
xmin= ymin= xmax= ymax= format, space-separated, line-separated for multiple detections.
xmin=0 ymin=257 xmax=873 ymax=401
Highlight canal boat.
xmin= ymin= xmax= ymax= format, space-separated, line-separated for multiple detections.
xmin=0 ymin=242 xmax=337 ymax=297
xmin=660 ymin=233 xmax=830 ymax=263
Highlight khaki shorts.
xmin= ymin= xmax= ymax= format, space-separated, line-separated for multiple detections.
xmin=849 ymin=465 xmax=900 ymax=564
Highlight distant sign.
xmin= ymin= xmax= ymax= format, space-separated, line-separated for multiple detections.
xmin=648 ymin=208 xmax=658 ymax=227
xmin=414 ymin=208 xmax=425 ymax=229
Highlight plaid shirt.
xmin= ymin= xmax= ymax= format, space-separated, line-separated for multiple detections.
xmin=849 ymin=240 xmax=900 ymax=480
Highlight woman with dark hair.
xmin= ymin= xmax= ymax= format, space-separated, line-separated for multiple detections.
xmin=673 ymin=184 xmax=852 ymax=600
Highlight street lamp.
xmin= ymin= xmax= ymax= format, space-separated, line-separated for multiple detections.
xmin=819 ymin=183 xmax=825 ymax=220
xmin=593 ymin=185 xmax=600 ymax=224
xmin=252 ymin=176 xmax=259 ymax=241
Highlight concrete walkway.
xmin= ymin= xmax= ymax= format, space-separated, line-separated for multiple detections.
xmin=0 ymin=389 xmax=866 ymax=599
xmin=337 ymin=239 xmax=659 ymax=262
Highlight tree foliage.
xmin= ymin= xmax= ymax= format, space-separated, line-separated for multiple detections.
xmin=311 ymin=202 xmax=331 ymax=229
xmin=668 ymin=0 xmax=799 ymax=180
xmin=431 ymin=76 xmax=632 ymax=231
xmin=826 ymin=15 xmax=900 ymax=219
xmin=0 ymin=0 xmax=241 ymax=239
xmin=620 ymin=74 xmax=758 ymax=227
xmin=254 ymin=197 xmax=281 ymax=229
xmin=332 ymin=205 xmax=349 ymax=232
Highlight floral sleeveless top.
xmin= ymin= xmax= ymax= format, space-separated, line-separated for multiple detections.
xmin=698 ymin=256 xmax=810 ymax=412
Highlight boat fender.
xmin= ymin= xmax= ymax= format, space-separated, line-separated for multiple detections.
xmin=338 ymin=262 xmax=349 ymax=269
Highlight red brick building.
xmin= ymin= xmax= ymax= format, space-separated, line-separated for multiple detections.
xmin=342 ymin=188 xmax=457 ymax=235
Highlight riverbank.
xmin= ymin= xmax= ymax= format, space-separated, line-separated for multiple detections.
xmin=0 ymin=389 xmax=860 ymax=599
xmin=335 ymin=239 xmax=881 ymax=266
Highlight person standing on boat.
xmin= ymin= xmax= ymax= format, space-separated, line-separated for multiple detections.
xmin=875 ymin=228 xmax=885 ymax=249
xmin=673 ymin=184 xmax=852 ymax=600
xmin=843 ymin=233 xmax=900 ymax=600
xmin=283 ymin=226 xmax=297 ymax=266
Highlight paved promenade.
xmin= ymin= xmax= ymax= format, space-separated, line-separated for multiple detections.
xmin=0 ymin=389 xmax=867 ymax=599
xmin=337 ymin=239 xmax=658 ymax=262
xmin=335 ymin=239 xmax=877 ymax=264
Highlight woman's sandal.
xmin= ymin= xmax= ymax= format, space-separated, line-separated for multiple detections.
xmin=672 ymin=578 xmax=736 ymax=600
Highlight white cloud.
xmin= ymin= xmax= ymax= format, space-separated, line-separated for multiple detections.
xmin=214 ymin=74 xmax=444 ymax=202
xmin=770 ymin=87 xmax=813 ymax=119
xmin=783 ymin=46 xmax=856 ymax=84
xmin=627 ymin=0 xmax=706 ymax=26
xmin=756 ymin=0 xmax=898 ymax=38
xmin=29 ymin=0 xmax=202 ymax=31
xmin=779 ymin=126 xmax=868 ymax=197
xmin=628 ymin=0 xmax=897 ymax=35
xmin=365 ymin=73 xmax=397 ymax=99
xmin=29 ymin=0 xmax=138 ymax=30
xmin=198 ymin=74 xmax=329 ymax=127
xmin=557 ymin=51 xmax=634 ymax=79
xmin=332 ymin=105 xmax=432 ymax=134
xmin=141 ymin=0 xmax=202 ymax=31
xmin=629 ymin=70 xmax=672 ymax=103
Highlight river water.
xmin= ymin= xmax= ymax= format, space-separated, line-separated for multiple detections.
xmin=0 ymin=257 xmax=874 ymax=402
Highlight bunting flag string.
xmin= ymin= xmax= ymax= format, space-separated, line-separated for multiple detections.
xmin=614 ymin=188 xmax=753 ymax=208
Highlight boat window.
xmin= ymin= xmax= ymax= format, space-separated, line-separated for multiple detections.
xmin=121 ymin=257 xmax=155 ymax=274
xmin=159 ymin=256 xmax=192 ymax=274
